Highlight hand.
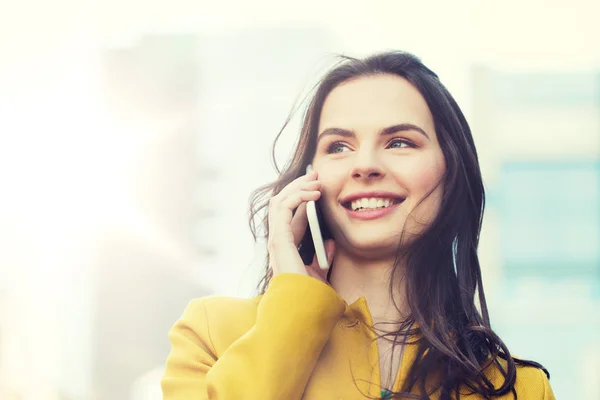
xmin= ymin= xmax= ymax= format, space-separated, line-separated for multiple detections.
xmin=267 ymin=170 xmax=336 ymax=283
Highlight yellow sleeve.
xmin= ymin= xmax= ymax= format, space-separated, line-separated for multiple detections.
xmin=161 ymin=273 xmax=346 ymax=399
xmin=539 ymin=368 xmax=556 ymax=400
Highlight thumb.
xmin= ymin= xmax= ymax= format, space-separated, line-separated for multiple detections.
xmin=305 ymin=239 xmax=336 ymax=283
xmin=324 ymin=239 xmax=336 ymax=267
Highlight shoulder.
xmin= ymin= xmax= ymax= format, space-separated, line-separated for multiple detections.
xmin=176 ymin=294 xmax=262 ymax=354
xmin=483 ymin=358 xmax=555 ymax=400
xmin=513 ymin=363 xmax=555 ymax=399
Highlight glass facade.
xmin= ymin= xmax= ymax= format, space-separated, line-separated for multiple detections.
xmin=479 ymin=68 xmax=600 ymax=399
xmin=495 ymin=161 xmax=600 ymax=279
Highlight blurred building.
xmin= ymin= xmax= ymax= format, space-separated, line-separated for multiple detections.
xmin=120 ymin=27 xmax=338 ymax=399
xmin=472 ymin=66 xmax=600 ymax=400
xmin=84 ymin=35 xmax=211 ymax=400
xmin=191 ymin=27 xmax=336 ymax=296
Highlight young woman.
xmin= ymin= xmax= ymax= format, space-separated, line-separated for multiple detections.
xmin=161 ymin=51 xmax=555 ymax=399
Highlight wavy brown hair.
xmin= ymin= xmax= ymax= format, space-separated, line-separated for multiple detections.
xmin=248 ymin=51 xmax=548 ymax=399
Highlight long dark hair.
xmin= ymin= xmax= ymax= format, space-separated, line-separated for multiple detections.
xmin=248 ymin=51 xmax=548 ymax=399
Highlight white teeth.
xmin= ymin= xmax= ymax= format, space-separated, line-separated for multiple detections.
xmin=350 ymin=197 xmax=398 ymax=211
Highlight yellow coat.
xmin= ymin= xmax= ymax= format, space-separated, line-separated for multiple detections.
xmin=162 ymin=274 xmax=555 ymax=399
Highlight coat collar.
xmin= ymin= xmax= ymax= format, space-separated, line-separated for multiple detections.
xmin=340 ymin=295 xmax=422 ymax=395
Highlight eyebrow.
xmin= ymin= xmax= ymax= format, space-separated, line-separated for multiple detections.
xmin=317 ymin=123 xmax=430 ymax=143
xmin=317 ymin=123 xmax=431 ymax=143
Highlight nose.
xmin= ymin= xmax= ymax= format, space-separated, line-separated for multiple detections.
xmin=350 ymin=149 xmax=385 ymax=181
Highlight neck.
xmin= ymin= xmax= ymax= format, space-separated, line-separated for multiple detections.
xmin=329 ymin=248 xmax=409 ymax=326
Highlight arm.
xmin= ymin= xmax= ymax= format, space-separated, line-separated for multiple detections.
xmin=161 ymin=273 xmax=346 ymax=400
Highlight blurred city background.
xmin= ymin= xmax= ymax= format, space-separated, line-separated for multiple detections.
xmin=0 ymin=0 xmax=598 ymax=399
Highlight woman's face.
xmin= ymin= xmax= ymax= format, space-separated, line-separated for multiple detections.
xmin=312 ymin=74 xmax=446 ymax=258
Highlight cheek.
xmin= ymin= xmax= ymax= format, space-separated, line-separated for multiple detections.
xmin=411 ymin=165 xmax=444 ymax=194
xmin=318 ymin=175 xmax=341 ymax=206
xmin=403 ymin=149 xmax=445 ymax=192
xmin=402 ymin=155 xmax=446 ymax=219
xmin=313 ymin=160 xmax=345 ymax=197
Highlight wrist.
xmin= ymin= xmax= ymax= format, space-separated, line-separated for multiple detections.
xmin=269 ymin=246 xmax=308 ymax=277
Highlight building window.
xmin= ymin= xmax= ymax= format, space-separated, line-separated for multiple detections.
xmin=490 ymin=71 xmax=600 ymax=109
xmin=495 ymin=161 xmax=600 ymax=279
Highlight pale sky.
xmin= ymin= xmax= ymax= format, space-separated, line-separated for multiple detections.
xmin=1 ymin=0 xmax=600 ymax=295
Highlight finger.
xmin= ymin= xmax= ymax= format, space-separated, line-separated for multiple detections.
xmin=277 ymin=182 xmax=321 ymax=206
xmin=280 ymin=190 xmax=321 ymax=211
xmin=275 ymin=172 xmax=320 ymax=200
xmin=270 ymin=182 xmax=321 ymax=214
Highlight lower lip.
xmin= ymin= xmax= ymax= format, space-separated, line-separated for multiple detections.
xmin=344 ymin=202 xmax=402 ymax=221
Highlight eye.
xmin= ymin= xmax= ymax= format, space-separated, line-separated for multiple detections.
xmin=326 ymin=141 xmax=350 ymax=154
xmin=387 ymin=138 xmax=415 ymax=149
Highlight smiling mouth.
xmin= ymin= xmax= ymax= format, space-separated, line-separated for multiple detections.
xmin=342 ymin=197 xmax=404 ymax=211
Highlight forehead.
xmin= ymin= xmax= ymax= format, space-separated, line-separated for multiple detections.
xmin=318 ymin=74 xmax=435 ymax=135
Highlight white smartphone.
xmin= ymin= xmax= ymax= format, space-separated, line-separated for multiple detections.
xmin=305 ymin=164 xmax=329 ymax=270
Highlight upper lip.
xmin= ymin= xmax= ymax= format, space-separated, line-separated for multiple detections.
xmin=340 ymin=191 xmax=406 ymax=206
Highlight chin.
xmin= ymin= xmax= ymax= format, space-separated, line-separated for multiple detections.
xmin=344 ymin=234 xmax=402 ymax=257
